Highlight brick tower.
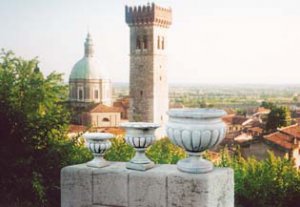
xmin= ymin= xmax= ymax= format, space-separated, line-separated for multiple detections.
xmin=125 ymin=3 xmax=172 ymax=124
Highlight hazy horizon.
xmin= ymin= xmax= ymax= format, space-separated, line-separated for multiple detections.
xmin=1 ymin=0 xmax=300 ymax=84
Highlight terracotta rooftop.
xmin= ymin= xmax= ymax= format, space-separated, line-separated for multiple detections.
xmin=224 ymin=108 xmax=235 ymax=115
xmin=169 ymin=103 xmax=185 ymax=109
xmin=264 ymin=131 xmax=295 ymax=150
xmin=222 ymin=115 xmax=248 ymax=125
xmin=255 ymin=107 xmax=271 ymax=114
xmin=89 ymin=104 xmax=122 ymax=113
xmin=92 ymin=127 xmax=125 ymax=135
xmin=113 ymin=97 xmax=129 ymax=109
xmin=68 ymin=124 xmax=88 ymax=133
xmin=248 ymin=127 xmax=263 ymax=134
xmin=278 ymin=124 xmax=300 ymax=138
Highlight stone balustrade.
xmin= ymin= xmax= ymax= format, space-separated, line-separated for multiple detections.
xmin=61 ymin=162 xmax=234 ymax=207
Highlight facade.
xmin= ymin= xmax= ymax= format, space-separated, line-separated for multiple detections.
xmin=82 ymin=104 xmax=121 ymax=127
xmin=125 ymin=3 xmax=172 ymax=124
xmin=69 ymin=33 xmax=112 ymax=107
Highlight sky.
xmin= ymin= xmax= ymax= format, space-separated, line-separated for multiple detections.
xmin=1 ymin=0 xmax=300 ymax=84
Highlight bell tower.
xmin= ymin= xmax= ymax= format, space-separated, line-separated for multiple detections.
xmin=125 ymin=3 xmax=172 ymax=124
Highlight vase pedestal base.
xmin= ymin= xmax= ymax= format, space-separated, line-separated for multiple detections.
xmin=126 ymin=161 xmax=155 ymax=171
xmin=86 ymin=157 xmax=110 ymax=168
xmin=177 ymin=154 xmax=213 ymax=174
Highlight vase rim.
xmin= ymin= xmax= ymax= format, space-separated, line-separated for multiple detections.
xmin=167 ymin=108 xmax=227 ymax=119
xmin=83 ymin=132 xmax=114 ymax=140
xmin=120 ymin=122 xmax=160 ymax=129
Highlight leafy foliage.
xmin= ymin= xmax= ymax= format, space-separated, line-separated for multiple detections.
xmin=0 ymin=50 xmax=92 ymax=206
xmin=265 ymin=103 xmax=291 ymax=132
xmin=147 ymin=138 xmax=186 ymax=164
xmin=105 ymin=136 xmax=186 ymax=164
xmin=104 ymin=135 xmax=135 ymax=161
xmin=217 ymin=148 xmax=300 ymax=207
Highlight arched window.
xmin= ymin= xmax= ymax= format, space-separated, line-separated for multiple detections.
xmin=143 ymin=35 xmax=148 ymax=49
xmin=136 ymin=36 xmax=141 ymax=49
xmin=162 ymin=37 xmax=165 ymax=50
xmin=140 ymin=90 xmax=143 ymax=97
xmin=94 ymin=90 xmax=99 ymax=99
xmin=102 ymin=118 xmax=110 ymax=122
xmin=78 ymin=88 xmax=83 ymax=100
xmin=157 ymin=36 xmax=160 ymax=49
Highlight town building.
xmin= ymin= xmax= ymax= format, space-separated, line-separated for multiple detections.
xmin=68 ymin=33 xmax=121 ymax=128
xmin=238 ymin=124 xmax=300 ymax=168
xmin=69 ymin=33 xmax=112 ymax=108
xmin=125 ymin=3 xmax=172 ymax=124
xmin=81 ymin=104 xmax=121 ymax=127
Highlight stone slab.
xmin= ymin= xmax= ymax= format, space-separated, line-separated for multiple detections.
xmin=93 ymin=162 xmax=129 ymax=207
xmin=128 ymin=165 xmax=172 ymax=207
xmin=167 ymin=168 xmax=234 ymax=207
xmin=61 ymin=164 xmax=93 ymax=207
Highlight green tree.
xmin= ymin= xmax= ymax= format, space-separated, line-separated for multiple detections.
xmin=266 ymin=105 xmax=291 ymax=132
xmin=261 ymin=101 xmax=276 ymax=109
xmin=0 ymin=50 xmax=91 ymax=206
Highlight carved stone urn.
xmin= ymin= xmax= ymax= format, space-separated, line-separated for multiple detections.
xmin=120 ymin=122 xmax=160 ymax=171
xmin=83 ymin=132 xmax=114 ymax=168
xmin=166 ymin=108 xmax=227 ymax=173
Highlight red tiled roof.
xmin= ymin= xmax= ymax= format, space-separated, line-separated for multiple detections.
xmin=89 ymin=104 xmax=122 ymax=113
xmin=113 ymin=98 xmax=129 ymax=109
xmin=224 ymin=108 xmax=235 ymax=115
xmin=264 ymin=132 xmax=294 ymax=150
xmin=169 ymin=103 xmax=185 ymax=108
xmin=248 ymin=127 xmax=263 ymax=134
xmin=222 ymin=115 xmax=248 ymax=125
xmin=68 ymin=124 xmax=88 ymax=133
xmin=278 ymin=124 xmax=300 ymax=138
xmin=256 ymin=107 xmax=270 ymax=114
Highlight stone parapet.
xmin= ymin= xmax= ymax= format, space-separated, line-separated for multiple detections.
xmin=61 ymin=162 xmax=234 ymax=207
xmin=125 ymin=3 xmax=172 ymax=28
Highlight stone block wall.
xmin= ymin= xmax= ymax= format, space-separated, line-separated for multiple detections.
xmin=61 ymin=162 xmax=234 ymax=207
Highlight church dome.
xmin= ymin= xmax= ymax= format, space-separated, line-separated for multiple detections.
xmin=69 ymin=33 xmax=109 ymax=80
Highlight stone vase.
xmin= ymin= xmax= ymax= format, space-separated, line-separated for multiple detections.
xmin=120 ymin=122 xmax=160 ymax=171
xmin=83 ymin=132 xmax=114 ymax=168
xmin=166 ymin=108 xmax=227 ymax=173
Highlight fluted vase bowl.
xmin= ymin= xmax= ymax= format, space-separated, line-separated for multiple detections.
xmin=120 ymin=122 xmax=160 ymax=171
xmin=83 ymin=132 xmax=114 ymax=168
xmin=166 ymin=108 xmax=227 ymax=173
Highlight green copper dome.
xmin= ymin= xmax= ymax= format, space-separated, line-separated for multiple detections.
xmin=69 ymin=33 xmax=108 ymax=80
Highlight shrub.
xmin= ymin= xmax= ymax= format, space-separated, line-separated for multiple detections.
xmin=217 ymin=148 xmax=300 ymax=207
xmin=104 ymin=135 xmax=135 ymax=161
xmin=147 ymin=138 xmax=186 ymax=164
xmin=105 ymin=136 xmax=186 ymax=164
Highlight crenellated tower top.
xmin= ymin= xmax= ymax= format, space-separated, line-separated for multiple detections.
xmin=125 ymin=3 xmax=172 ymax=28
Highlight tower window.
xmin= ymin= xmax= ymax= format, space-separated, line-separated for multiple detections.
xmin=162 ymin=37 xmax=165 ymax=50
xmin=136 ymin=36 xmax=141 ymax=49
xmin=157 ymin=36 xmax=160 ymax=49
xmin=143 ymin=35 xmax=148 ymax=49
xmin=160 ymin=76 xmax=162 ymax=81
xmin=140 ymin=90 xmax=143 ymax=96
